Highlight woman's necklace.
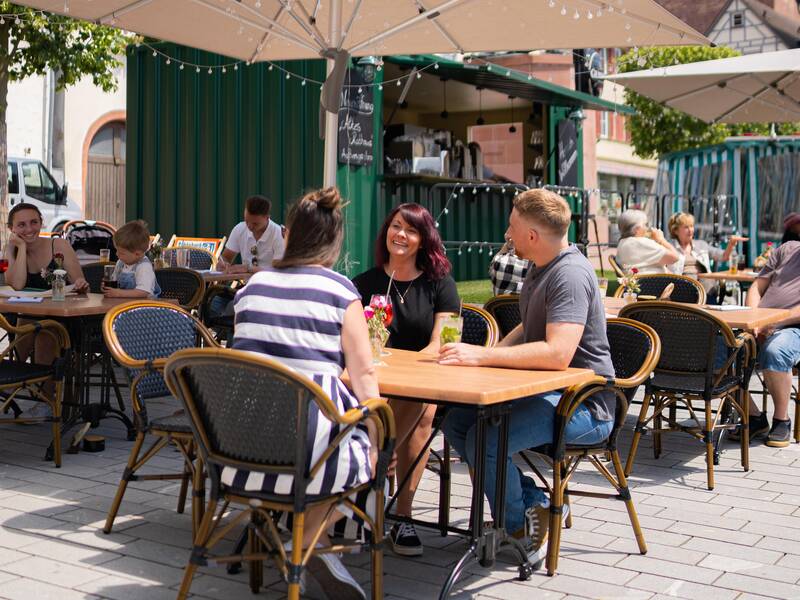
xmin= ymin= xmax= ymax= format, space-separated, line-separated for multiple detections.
xmin=392 ymin=277 xmax=415 ymax=304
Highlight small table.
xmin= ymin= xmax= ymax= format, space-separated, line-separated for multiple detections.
xmin=343 ymin=349 xmax=595 ymax=598
xmin=0 ymin=293 xmax=178 ymax=456
xmin=603 ymin=296 xmax=792 ymax=331
xmin=697 ymin=270 xmax=759 ymax=284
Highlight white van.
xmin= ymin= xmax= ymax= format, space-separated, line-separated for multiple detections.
xmin=7 ymin=157 xmax=83 ymax=232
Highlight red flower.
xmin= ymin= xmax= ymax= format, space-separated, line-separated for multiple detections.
xmin=630 ymin=267 xmax=639 ymax=274
xmin=54 ymin=253 xmax=64 ymax=260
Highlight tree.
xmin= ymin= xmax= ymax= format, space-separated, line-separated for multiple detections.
xmin=618 ymin=46 xmax=798 ymax=159
xmin=0 ymin=2 xmax=128 ymax=241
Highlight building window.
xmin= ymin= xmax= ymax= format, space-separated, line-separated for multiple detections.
xmin=732 ymin=11 xmax=744 ymax=28
xmin=600 ymin=112 xmax=609 ymax=139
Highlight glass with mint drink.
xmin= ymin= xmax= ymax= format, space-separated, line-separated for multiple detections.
xmin=440 ymin=314 xmax=463 ymax=345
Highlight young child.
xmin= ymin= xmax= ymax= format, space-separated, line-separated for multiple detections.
xmin=102 ymin=220 xmax=161 ymax=298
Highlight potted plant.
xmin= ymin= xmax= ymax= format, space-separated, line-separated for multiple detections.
xmin=619 ymin=266 xmax=641 ymax=303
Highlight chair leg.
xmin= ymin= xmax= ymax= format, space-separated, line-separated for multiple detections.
xmin=51 ymin=381 xmax=63 ymax=468
xmin=372 ymin=485 xmax=385 ymax=600
xmin=248 ymin=511 xmax=263 ymax=593
xmin=177 ymin=496 xmax=218 ymax=600
xmin=176 ymin=442 xmax=192 ymax=515
xmin=438 ymin=442 xmax=452 ymax=537
xmin=104 ymin=432 xmax=147 ymax=534
xmin=795 ymin=397 xmax=800 ymax=444
xmin=562 ymin=464 xmax=572 ymax=530
xmin=288 ymin=513 xmax=304 ymax=600
xmin=192 ymin=455 xmax=205 ymax=540
xmin=625 ymin=392 xmax=652 ymax=477
xmin=740 ymin=392 xmax=750 ymax=472
xmin=611 ymin=449 xmax=647 ymax=555
xmin=546 ymin=460 xmax=565 ymax=576
xmin=705 ymin=402 xmax=714 ymax=491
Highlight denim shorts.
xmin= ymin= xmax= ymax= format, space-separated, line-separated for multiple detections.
xmin=759 ymin=327 xmax=800 ymax=373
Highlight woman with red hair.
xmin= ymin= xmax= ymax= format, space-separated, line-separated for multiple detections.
xmin=352 ymin=203 xmax=460 ymax=557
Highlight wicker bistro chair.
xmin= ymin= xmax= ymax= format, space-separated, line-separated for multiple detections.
xmin=461 ymin=304 xmax=500 ymax=347
xmin=619 ymin=301 xmax=756 ymax=490
xmin=101 ymin=301 xmax=220 ymax=535
xmin=164 ymin=348 xmax=395 ymax=600
xmin=517 ymin=318 xmax=660 ymax=575
xmin=0 ymin=316 xmax=70 ymax=467
xmin=162 ymin=246 xmax=217 ymax=270
xmin=608 ymin=255 xmax=626 ymax=278
xmin=613 ymin=273 xmax=706 ymax=304
xmin=155 ymin=268 xmax=205 ymax=311
xmin=483 ymin=294 xmax=522 ymax=339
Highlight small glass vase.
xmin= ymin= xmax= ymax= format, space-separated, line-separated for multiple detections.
xmin=622 ymin=291 xmax=637 ymax=304
xmin=51 ymin=270 xmax=67 ymax=302
xmin=369 ymin=328 xmax=389 ymax=364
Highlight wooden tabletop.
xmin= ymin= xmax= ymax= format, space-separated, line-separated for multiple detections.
xmin=200 ymin=271 xmax=252 ymax=284
xmin=603 ymin=296 xmax=791 ymax=330
xmin=697 ymin=270 xmax=759 ymax=283
xmin=342 ymin=348 xmax=595 ymax=406
xmin=0 ymin=293 xmax=178 ymax=318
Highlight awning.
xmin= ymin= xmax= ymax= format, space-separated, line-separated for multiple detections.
xmin=386 ymin=54 xmax=634 ymax=114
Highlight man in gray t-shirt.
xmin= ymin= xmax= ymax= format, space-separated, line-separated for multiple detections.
xmin=439 ymin=189 xmax=615 ymax=559
xmin=744 ymin=241 xmax=800 ymax=447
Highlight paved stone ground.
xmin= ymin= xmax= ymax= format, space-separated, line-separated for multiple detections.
xmin=1 ymin=376 xmax=800 ymax=600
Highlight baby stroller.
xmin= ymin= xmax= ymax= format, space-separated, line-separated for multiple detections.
xmin=62 ymin=220 xmax=117 ymax=265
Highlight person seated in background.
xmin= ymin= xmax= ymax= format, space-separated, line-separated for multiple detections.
xmin=615 ymin=209 xmax=680 ymax=274
xmin=217 ymin=194 xmax=285 ymax=273
xmin=781 ymin=212 xmax=800 ymax=244
xmin=668 ymin=211 xmax=748 ymax=299
xmin=744 ymin=239 xmax=800 ymax=448
xmin=102 ymin=220 xmax=161 ymax=299
xmin=488 ymin=237 xmax=531 ymax=295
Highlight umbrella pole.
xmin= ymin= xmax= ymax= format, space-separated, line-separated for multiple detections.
xmin=323 ymin=0 xmax=343 ymax=188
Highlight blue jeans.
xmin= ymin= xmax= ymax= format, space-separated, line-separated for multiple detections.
xmin=442 ymin=392 xmax=613 ymax=534
xmin=760 ymin=327 xmax=800 ymax=373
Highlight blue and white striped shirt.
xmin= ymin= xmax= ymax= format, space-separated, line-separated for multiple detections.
xmin=232 ymin=265 xmax=360 ymax=378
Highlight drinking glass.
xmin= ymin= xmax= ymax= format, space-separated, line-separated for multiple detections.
xmin=177 ymin=248 xmax=190 ymax=268
xmin=597 ymin=277 xmax=609 ymax=297
xmin=0 ymin=258 xmax=7 ymax=286
xmin=99 ymin=249 xmax=111 ymax=262
xmin=369 ymin=294 xmax=393 ymax=327
xmin=440 ymin=314 xmax=463 ymax=345
xmin=729 ymin=252 xmax=739 ymax=274
xmin=103 ymin=264 xmax=118 ymax=288
xmin=738 ymin=254 xmax=747 ymax=273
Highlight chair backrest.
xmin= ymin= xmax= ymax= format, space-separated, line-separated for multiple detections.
xmin=618 ymin=301 xmax=736 ymax=384
xmin=162 ymin=246 xmax=216 ymax=270
xmin=103 ymin=302 xmax=217 ymax=404
xmin=613 ymin=273 xmax=706 ymax=304
xmin=165 ymin=347 xmax=342 ymax=485
xmin=483 ymin=294 xmax=521 ymax=339
xmin=167 ymin=235 xmax=226 ymax=258
xmin=461 ymin=305 xmax=499 ymax=347
xmin=608 ymin=255 xmax=626 ymax=278
xmin=155 ymin=268 xmax=205 ymax=309
xmin=64 ymin=221 xmax=117 ymax=265
xmin=606 ymin=318 xmax=661 ymax=399
xmin=149 ymin=234 xmax=162 ymax=248
xmin=82 ymin=262 xmax=106 ymax=294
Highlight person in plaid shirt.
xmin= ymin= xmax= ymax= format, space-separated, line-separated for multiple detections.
xmin=489 ymin=239 xmax=531 ymax=295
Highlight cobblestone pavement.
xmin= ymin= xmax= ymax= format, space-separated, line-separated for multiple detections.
xmin=1 ymin=377 xmax=799 ymax=600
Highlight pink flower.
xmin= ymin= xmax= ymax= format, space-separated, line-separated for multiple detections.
xmin=364 ymin=306 xmax=375 ymax=320
xmin=370 ymin=295 xmax=388 ymax=310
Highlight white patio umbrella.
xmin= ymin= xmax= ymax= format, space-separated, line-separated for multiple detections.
xmin=18 ymin=0 xmax=709 ymax=184
xmin=606 ymin=48 xmax=800 ymax=124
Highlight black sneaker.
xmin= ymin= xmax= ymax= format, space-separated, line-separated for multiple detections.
xmin=766 ymin=419 xmax=792 ymax=448
xmin=728 ymin=412 xmax=770 ymax=441
xmin=389 ymin=522 xmax=423 ymax=557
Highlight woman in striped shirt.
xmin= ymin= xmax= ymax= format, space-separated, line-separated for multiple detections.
xmin=227 ymin=187 xmax=380 ymax=600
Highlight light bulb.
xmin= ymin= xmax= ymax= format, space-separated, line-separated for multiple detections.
xmin=573 ymin=9 xmax=580 ymax=19
xmin=396 ymin=80 xmax=401 ymax=86
xmin=560 ymin=5 xmax=567 ymax=15
xmin=587 ymin=10 xmax=592 ymax=19
xmin=208 ymin=68 xmax=212 ymax=74
xmin=196 ymin=67 xmax=200 ymax=73
xmin=285 ymin=73 xmax=290 ymax=79
xmin=548 ymin=0 xmax=555 ymax=7
xmin=166 ymin=59 xmax=171 ymax=65
xmin=152 ymin=50 xmax=157 ymax=57
xmin=179 ymin=64 xmax=185 ymax=70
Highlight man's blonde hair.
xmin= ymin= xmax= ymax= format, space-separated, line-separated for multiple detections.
xmin=512 ymin=188 xmax=571 ymax=236
xmin=113 ymin=220 xmax=151 ymax=253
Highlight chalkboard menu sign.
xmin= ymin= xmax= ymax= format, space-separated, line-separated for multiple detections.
xmin=337 ymin=68 xmax=375 ymax=167
xmin=557 ymin=119 xmax=578 ymax=187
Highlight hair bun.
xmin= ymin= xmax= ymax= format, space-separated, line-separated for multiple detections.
xmin=311 ymin=187 xmax=342 ymax=211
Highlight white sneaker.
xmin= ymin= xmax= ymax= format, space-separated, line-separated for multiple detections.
xmin=303 ymin=553 xmax=366 ymax=600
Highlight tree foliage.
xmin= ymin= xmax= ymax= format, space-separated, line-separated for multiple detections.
xmin=0 ymin=2 xmax=129 ymax=238
xmin=618 ymin=46 xmax=799 ymax=159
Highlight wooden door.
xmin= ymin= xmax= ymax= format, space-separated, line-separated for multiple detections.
xmin=86 ymin=121 xmax=126 ymax=226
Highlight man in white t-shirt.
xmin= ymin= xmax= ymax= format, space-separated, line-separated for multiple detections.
xmin=218 ymin=195 xmax=285 ymax=273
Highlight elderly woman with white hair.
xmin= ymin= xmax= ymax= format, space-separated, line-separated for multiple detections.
xmin=615 ymin=209 xmax=681 ymax=274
